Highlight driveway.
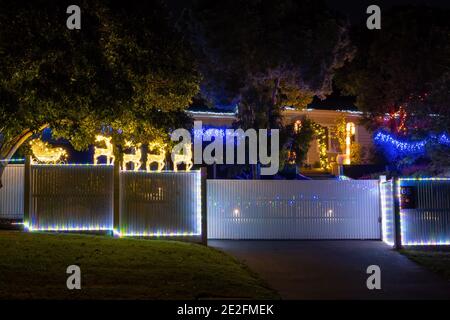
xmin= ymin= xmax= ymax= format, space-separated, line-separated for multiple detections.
xmin=209 ymin=240 xmax=450 ymax=299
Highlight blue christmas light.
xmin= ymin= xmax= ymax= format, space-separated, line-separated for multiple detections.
xmin=373 ymin=130 xmax=450 ymax=160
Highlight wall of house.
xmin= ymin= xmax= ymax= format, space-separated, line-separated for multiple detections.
xmin=190 ymin=108 xmax=375 ymax=167
xmin=283 ymin=109 xmax=374 ymax=166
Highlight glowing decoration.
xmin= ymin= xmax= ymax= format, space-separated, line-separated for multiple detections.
xmin=373 ymin=131 xmax=450 ymax=161
xmin=294 ymin=120 xmax=302 ymax=134
xmin=94 ymin=135 xmax=115 ymax=165
xmin=29 ymin=139 xmax=67 ymax=164
xmin=0 ymin=158 xmax=25 ymax=163
xmin=147 ymin=141 xmax=166 ymax=172
xmin=379 ymin=178 xmax=395 ymax=246
xmin=172 ymin=143 xmax=193 ymax=172
xmin=344 ymin=122 xmax=355 ymax=165
xmin=386 ymin=106 xmax=408 ymax=134
xmin=287 ymin=150 xmax=297 ymax=164
xmin=122 ymin=141 xmax=143 ymax=171
xmin=24 ymin=221 xmax=111 ymax=232
xmin=312 ymin=123 xmax=330 ymax=170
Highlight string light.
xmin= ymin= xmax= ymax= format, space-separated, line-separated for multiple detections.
xmin=30 ymin=139 xmax=67 ymax=164
xmin=345 ymin=122 xmax=355 ymax=165
xmin=374 ymin=131 xmax=450 ymax=160
xmin=147 ymin=141 xmax=167 ymax=172
xmin=172 ymin=142 xmax=193 ymax=172
xmin=379 ymin=179 xmax=395 ymax=246
xmin=122 ymin=141 xmax=143 ymax=171
xmin=94 ymin=135 xmax=115 ymax=165
xmin=312 ymin=123 xmax=330 ymax=170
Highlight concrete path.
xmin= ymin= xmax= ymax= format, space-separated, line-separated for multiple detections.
xmin=209 ymin=240 xmax=450 ymax=300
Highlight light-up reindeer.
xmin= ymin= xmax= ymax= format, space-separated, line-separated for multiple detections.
xmin=30 ymin=139 xmax=67 ymax=164
xmin=172 ymin=143 xmax=193 ymax=172
xmin=147 ymin=141 xmax=166 ymax=172
xmin=122 ymin=141 xmax=143 ymax=171
xmin=94 ymin=135 xmax=115 ymax=165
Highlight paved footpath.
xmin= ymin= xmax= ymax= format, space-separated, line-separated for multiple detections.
xmin=210 ymin=240 xmax=450 ymax=299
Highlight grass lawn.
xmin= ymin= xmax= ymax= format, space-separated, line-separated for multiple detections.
xmin=401 ymin=249 xmax=450 ymax=281
xmin=0 ymin=231 xmax=278 ymax=299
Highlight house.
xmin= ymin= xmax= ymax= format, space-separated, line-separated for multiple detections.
xmin=187 ymin=106 xmax=374 ymax=169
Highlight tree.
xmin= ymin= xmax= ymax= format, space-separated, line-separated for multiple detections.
xmin=186 ymin=0 xmax=354 ymax=130
xmin=336 ymin=6 xmax=450 ymax=171
xmin=282 ymin=116 xmax=315 ymax=167
xmin=0 ymin=0 xmax=199 ymax=187
xmin=337 ymin=6 xmax=450 ymax=133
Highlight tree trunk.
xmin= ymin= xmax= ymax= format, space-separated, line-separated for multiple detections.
xmin=0 ymin=125 xmax=48 ymax=189
xmin=268 ymin=78 xmax=280 ymax=131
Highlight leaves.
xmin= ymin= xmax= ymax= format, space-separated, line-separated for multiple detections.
xmin=0 ymin=0 xmax=200 ymax=155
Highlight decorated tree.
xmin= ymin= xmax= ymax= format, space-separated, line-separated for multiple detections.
xmin=336 ymin=6 xmax=450 ymax=172
xmin=0 ymin=0 xmax=199 ymax=187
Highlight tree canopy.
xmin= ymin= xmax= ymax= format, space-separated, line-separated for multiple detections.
xmin=0 ymin=0 xmax=199 ymax=156
xmin=186 ymin=0 xmax=354 ymax=130
xmin=336 ymin=6 xmax=450 ymax=173
xmin=336 ymin=6 xmax=450 ymax=134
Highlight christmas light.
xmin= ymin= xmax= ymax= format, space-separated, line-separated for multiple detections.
xmin=172 ymin=142 xmax=193 ymax=172
xmin=94 ymin=135 xmax=115 ymax=165
xmin=373 ymin=131 xmax=427 ymax=160
xmin=379 ymin=179 xmax=395 ymax=246
xmin=30 ymin=139 xmax=67 ymax=164
xmin=374 ymin=131 xmax=450 ymax=160
xmin=312 ymin=123 xmax=330 ymax=170
xmin=122 ymin=141 xmax=143 ymax=171
xmin=345 ymin=122 xmax=355 ymax=165
xmin=147 ymin=141 xmax=167 ymax=172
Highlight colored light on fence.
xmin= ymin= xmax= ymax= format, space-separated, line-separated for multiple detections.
xmin=114 ymin=230 xmax=200 ymax=237
xmin=0 ymin=158 xmax=25 ymax=163
xmin=399 ymin=177 xmax=450 ymax=181
xmin=401 ymin=241 xmax=450 ymax=246
xmin=24 ymin=222 xmax=112 ymax=232
xmin=379 ymin=180 xmax=394 ymax=246
xmin=396 ymin=177 xmax=450 ymax=246
xmin=31 ymin=163 xmax=113 ymax=167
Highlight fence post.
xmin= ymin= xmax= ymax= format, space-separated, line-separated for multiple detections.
xmin=23 ymin=156 xmax=31 ymax=227
xmin=113 ymin=159 xmax=120 ymax=236
xmin=378 ymin=175 xmax=386 ymax=240
xmin=393 ymin=177 xmax=402 ymax=249
xmin=201 ymin=167 xmax=208 ymax=245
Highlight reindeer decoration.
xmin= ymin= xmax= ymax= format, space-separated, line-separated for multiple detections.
xmin=147 ymin=141 xmax=166 ymax=172
xmin=171 ymin=143 xmax=193 ymax=172
xmin=122 ymin=141 xmax=143 ymax=171
xmin=94 ymin=135 xmax=115 ymax=165
xmin=30 ymin=139 xmax=67 ymax=164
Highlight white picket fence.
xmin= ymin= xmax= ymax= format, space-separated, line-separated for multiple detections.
xmin=2 ymin=164 xmax=450 ymax=244
xmin=207 ymin=180 xmax=381 ymax=239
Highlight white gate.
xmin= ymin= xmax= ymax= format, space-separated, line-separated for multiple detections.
xmin=207 ymin=180 xmax=381 ymax=239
